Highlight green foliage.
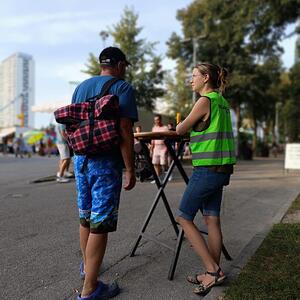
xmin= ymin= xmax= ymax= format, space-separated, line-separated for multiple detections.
xmin=83 ymin=7 xmax=165 ymax=110
xmin=164 ymin=59 xmax=192 ymax=117
xmin=167 ymin=0 xmax=300 ymax=149
xmin=110 ymin=8 xmax=165 ymax=110
xmin=83 ymin=53 xmax=100 ymax=76
xmin=283 ymin=63 xmax=300 ymax=141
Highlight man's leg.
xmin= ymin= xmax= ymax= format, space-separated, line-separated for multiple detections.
xmin=81 ymin=233 xmax=108 ymax=297
xmin=79 ymin=225 xmax=90 ymax=271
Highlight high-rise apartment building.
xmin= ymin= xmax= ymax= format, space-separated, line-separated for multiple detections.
xmin=0 ymin=53 xmax=35 ymax=128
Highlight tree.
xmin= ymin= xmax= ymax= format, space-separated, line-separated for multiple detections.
xmin=284 ymin=63 xmax=300 ymax=142
xmin=167 ymin=0 xmax=300 ymax=153
xmin=83 ymin=7 xmax=165 ymax=110
xmin=163 ymin=58 xmax=192 ymax=117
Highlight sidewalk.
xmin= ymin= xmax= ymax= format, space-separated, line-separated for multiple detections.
xmin=0 ymin=156 xmax=299 ymax=299
xmin=95 ymin=157 xmax=300 ymax=300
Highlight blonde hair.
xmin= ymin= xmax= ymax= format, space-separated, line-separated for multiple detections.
xmin=195 ymin=62 xmax=228 ymax=93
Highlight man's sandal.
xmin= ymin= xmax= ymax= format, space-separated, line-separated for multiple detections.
xmin=193 ymin=267 xmax=226 ymax=295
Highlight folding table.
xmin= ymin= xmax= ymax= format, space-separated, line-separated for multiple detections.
xmin=130 ymin=131 xmax=232 ymax=280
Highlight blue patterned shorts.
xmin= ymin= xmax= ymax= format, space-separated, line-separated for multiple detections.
xmin=73 ymin=155 xmax=123 ymax=233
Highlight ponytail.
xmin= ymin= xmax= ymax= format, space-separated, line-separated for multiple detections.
xmin=196 ymin=63 xmax=229 ymax=93
xmin=217 ymin=67 xmax=228 ymax=94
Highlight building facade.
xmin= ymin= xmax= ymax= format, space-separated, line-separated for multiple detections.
xmin=0 ymin=53 xmax=35 ymax=128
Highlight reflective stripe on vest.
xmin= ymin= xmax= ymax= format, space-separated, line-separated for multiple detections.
xmin=192 ymin=150 xmax=236 ymax=160
xmin=190 ymin=132 xmax=234 ymax=143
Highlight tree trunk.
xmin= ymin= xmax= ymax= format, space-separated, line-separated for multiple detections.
xmin=235 ymin=104 xmax=241 ymax=157
xmin=252 ymin=118 xmax=257 ymax=155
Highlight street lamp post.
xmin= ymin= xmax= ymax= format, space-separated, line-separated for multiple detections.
xmin=99 ymin=31 xmax=109 ymax=48
xmin=183 ymin=34 xmax=207 ymax=102
xmin=192 ymin=37 xmax=198 ymax=102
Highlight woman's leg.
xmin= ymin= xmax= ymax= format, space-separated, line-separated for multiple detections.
xmin=177 ymin=216 xmax=225 ymax=288
xmin=204 ymin=215 xmax=222 ymax=265
xmin=177 ymin=216 xmax=219 ymax=272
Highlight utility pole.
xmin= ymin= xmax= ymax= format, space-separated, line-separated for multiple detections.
xmin=191 ymin=35 xmax=207 ymax=102
xmin=192 ymin=37 xmax=198 ymax=102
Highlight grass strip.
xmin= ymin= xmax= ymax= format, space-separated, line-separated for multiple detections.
xmin=224 ymin=223 xmax=300 ymax=300
xmin=287 ymin=194 xmax=300 ymax=214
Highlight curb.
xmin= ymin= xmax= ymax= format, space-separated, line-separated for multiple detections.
xmin=203 ymin=191 xmax=299 ymax=300
xmin=29 ymin=175 xmax=56 ymax=183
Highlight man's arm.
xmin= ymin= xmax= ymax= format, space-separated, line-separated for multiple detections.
xmin=119 ymin=117 xmax=136 ymax=190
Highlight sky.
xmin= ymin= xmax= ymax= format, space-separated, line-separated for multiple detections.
xmin=0 ymin=0 xmax=298 ymax=129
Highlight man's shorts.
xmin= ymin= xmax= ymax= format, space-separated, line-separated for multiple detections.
xmin=73 ymin=155 xmax=123 ymax=234
xmin=152 ymin=145 xmax=167 ymax=165
xmin=177 ymin=167 xmax=230 ymax=220
xmin=57 ymin=143 xmax=70 ymax=160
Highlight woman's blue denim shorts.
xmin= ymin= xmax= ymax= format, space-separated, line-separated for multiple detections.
xmin=177 ymin=166 xmax=230 ymax=220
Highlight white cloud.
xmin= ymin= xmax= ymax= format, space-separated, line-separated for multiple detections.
xmin=0 ymin=11 xmax=94 ymax=28
xmin=50 ymin=62 xmax=90 ymax=82
xmin=0 ymin=11 xmax=114 ymax=45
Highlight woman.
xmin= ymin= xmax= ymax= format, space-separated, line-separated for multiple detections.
xmin=176 ymin=63 xmax=236 ymax=295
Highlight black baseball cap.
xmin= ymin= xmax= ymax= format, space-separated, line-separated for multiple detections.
xmin=99 ymin=46 xmax=131 ymax=66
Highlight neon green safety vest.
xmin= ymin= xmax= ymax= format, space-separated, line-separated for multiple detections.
xmin=190 ymin=91 xmax=236 ymax=166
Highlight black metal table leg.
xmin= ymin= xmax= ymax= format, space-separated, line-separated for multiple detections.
xmin=130 ymin=136 xmax=232 ymax=280
xmin=168 ymin=226 xmax=184 ymax=280
xmin=130 ymin=141 xmax=179 ymax=257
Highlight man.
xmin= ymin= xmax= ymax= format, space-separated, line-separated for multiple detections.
xmin=55 ymin=123 xmax=72 ymax=183
xmin=150 ymin=115 xmax=169 ymax=182
xmin=72 ymin=47 xmax=138 ymax=300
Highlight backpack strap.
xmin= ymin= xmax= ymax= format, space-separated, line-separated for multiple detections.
xmin=99 ymin=77 xmax=121 ymax=98
xmin=80 ymin=77 xmax=121 ymax=172
xmin=85 ymin=77 xmax=121 ymax=102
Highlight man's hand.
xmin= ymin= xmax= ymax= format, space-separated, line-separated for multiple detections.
xmin=123 ymin=169 xmax=136 ymax=190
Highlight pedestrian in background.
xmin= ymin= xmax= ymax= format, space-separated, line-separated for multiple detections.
xmin=13 ymin=133 xmax=26 ymax=158
xmin=2 ymin=138 xmax=8 ymax=155
xmin=55 ymin=123 xmax=72 ymax=183
xmin=46 ymin=136 xmax=53 ymax=157
xmin=176 ymin=63 xmax=236 ymax=296
xmin=134 ymin=125 xmax=142 ymax=153
xmin=38 ymin=139 xmax=46 ymax=156
xmin=72 ymin=47 xmax=138 ymax=300
xmin=150 ymin=115 xmax=169 ymax=182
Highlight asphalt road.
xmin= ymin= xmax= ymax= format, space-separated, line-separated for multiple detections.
xmin=0 ymin=155 xmax=299 ymax=300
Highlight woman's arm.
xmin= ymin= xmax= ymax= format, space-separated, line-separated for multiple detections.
xmin=176 ymin=97 xmax=210 ymax=135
